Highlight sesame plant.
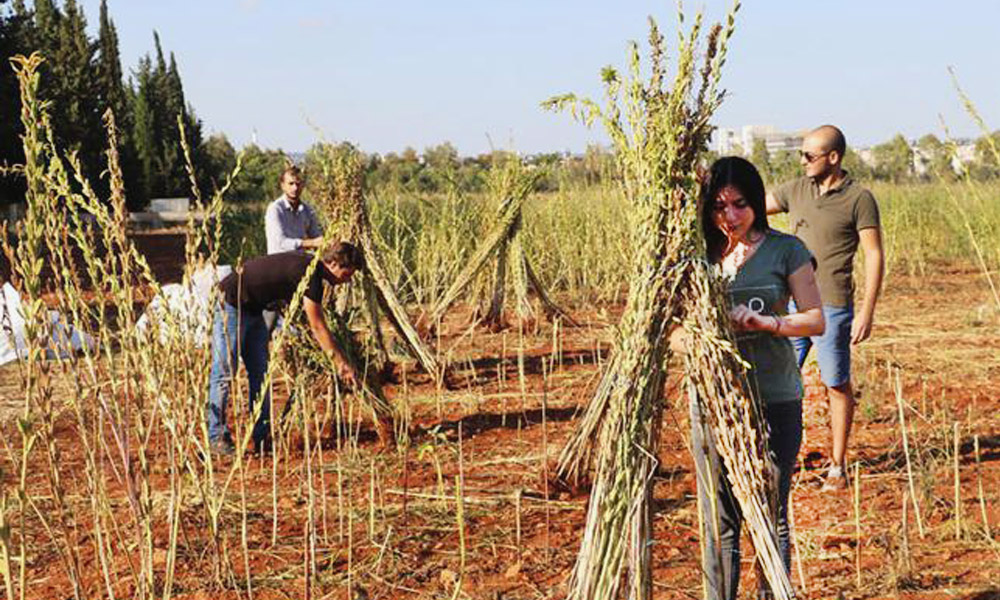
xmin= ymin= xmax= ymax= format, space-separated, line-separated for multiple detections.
xmin=545 ymin=4 xmax=795 ymax=598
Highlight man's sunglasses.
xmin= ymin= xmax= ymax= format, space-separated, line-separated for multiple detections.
xmin=799 ymin=150 xmax=830 ymax=162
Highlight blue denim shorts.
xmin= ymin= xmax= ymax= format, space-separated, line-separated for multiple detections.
xmin=791 ymin=304 xmax=854 ymax=388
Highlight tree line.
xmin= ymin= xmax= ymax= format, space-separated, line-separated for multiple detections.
xmin=0 ymin=0 xmax=206 ymax=211
xmin=2 ymin=0 xmax=996 ymax=213
xmin=197 ymin=138 xmax=620 ymax=205
xmin=744 ymin=132 xmax=1000 ymax=186
xmin=201 ymin=128 xmax=1000 ymax=206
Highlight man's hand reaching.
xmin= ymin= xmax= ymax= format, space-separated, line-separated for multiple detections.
xmin=336 ymin=360 xmax=358 ymax=389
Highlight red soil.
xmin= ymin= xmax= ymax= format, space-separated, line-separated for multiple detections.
xmin=0 ymin=234 xmax=998 ymax=599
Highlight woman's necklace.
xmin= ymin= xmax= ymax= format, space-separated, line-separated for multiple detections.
xmin=721 ymin=231 xmax=765 ymax=277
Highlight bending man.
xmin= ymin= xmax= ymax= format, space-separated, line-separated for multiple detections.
xmin=206 ymin=242 xmax=362 ymax=455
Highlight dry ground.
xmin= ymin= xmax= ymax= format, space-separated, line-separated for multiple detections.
xmin=0 ymin=235 xmax=998 ymax=599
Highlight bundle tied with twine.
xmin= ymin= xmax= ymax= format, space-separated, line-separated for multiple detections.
xmin=546 ymin=4 xmax=795 ymax=599
xmin=307 ymin=141 xmax=442 ymax=387
xmin=425 ymin=155 xmax=576 ymax=332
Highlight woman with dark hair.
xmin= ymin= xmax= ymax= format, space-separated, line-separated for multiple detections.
xmin=691 ymin=156 xmax=824 ymax=599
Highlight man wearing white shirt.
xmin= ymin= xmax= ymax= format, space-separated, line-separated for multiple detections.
xmin=264 ymin=165 xmax=323 ymax=254
xmin=263 ymin=165 xmax=325 ymax=331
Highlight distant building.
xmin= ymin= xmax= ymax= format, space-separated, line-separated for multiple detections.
xmin=857 ymin=148 xmax=876 ymax=167
xmin=713 ymin=125 xmax=806 ymax=156
xmin=883 ymin=139 xmax=977 ymax=176
xmin=713 ymin=128 xmax=742 ymax=155
xmin=130 ymin=197 xmax=199 ymax=229
xmin=714 ymin=128 xmax=983 ymax=177
xmin=952 ymin=142 xmax=977 ymax=172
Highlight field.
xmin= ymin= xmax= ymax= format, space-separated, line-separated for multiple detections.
xmin=2 ymin=175 xmax=999 ymax=599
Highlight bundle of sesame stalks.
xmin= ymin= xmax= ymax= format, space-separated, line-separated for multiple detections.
xmin=281 ymin=304 xmax=397 ymax=444
xmin=309 ymin=142 xmax=442 ymax=382
xmin=547 ymin=4 xmax=794 ymax=599
xmin=681 ymin=260 xmax=790 ymax=596
xmin=426 ymin=155 xmax=576 ymax=331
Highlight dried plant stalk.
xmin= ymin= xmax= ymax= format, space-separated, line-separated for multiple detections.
xmin=681 ymin=260 xmax=793 ymax=597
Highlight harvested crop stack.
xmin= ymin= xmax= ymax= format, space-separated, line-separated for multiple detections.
xmin=426 ymin=155 xmax=576 ymax=332
xmin=547 ymin=4 xmax=794 ymax=599
xmin=282 ymin=300 xmax=397 ymax=444
xmin=479 ymin=157 xmax=578 ymax=330
xmin=681 ymin=260 xmax=790 ymax=596
xmin=308 ymin=142 xmax=442 ymax=383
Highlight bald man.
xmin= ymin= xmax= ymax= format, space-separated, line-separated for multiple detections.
xmin=766 ymin=125 xmax=884 ymax=491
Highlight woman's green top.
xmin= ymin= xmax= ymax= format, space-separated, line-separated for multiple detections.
xmin=724 ymin=230 xmax=814 ymax=405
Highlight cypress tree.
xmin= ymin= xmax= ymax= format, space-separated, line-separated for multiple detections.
xmin=0 ymin=4 xmax=30 ymax=207
xmin=130 ymin=55 xmax=156 ymax=201
xmin=96 ymin=0 xmax=143 ymax=208
xmin=96 ymin=0 xmax=125 ymax=117
xmin=3 ymin=2 xmax=206 ymax=208
xmin=24 ymin=1 xmax=103 ymax=188
xmin=56 ymin=0 xmax=102 ymax=180
xmin=135 ymin=32 xmax=204 ymax=199
xmin=32 ymin=0 xmax=59 ymax=51
xmin=148 ymin=31 xmax=178 ymax=196
xmin=166 ymin=51 xmax=203 ymax=197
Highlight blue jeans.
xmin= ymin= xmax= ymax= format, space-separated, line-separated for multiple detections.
xmin=791 ymin=304 xmax=854 ymax=388
xmin=691 ymin=398 xmax=802 ymax=600
xmin=206 ymin=302 xmax=271 ymax=444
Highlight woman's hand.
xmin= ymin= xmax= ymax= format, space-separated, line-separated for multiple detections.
xmin=730 ymin=304 xmax=777 ymax=333
xmin=668 ymin=325 xmax=690 ymax=355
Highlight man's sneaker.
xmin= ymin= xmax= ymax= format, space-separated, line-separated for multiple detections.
xmin=210 ymin=434 xmax=236 ymax=456
xmin=821 ymin=464 xmax=848 ymax=491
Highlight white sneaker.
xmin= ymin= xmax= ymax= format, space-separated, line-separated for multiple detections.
xmin=821 ymin=464 xmax=847 ymax=491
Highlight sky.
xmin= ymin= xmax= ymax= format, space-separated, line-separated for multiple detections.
xmin=73 ymin=0 xmax=1000 ymax=156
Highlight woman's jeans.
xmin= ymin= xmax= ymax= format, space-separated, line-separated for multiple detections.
xmin=690 ymin=398 xmax=802 ymax=600
xmin=206 ymin=302 xmax=271 ymax=444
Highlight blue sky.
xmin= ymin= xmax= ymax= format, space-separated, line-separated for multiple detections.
xmin=74 ymin=0 xmax=1000 ymax=156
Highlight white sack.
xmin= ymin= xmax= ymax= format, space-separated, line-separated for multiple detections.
xmin=136 ymin=264 xmax=232 ymax=347
xmin=1 ymin=282 xmax=96 ymax=366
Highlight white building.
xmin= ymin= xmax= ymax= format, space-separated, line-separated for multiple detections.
xmin=713 ymin=125 xmax=806 ymax=156
xmin=885 ymin=140 xmax=977 ymax=176
xmin=713 ymin=127 xmax=742 ymax=155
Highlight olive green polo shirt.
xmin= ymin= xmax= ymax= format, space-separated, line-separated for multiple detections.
xmin=773 ymin=174 xmax=880 ymax=307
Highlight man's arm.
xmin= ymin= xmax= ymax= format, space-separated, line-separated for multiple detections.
xmin=303 ymin=297 xmax=357 ymax=387
xmin=265 ymin=203 xmax=324 ymax=253
xmin=852 ymin=227 xmax=884 ymax=344
xmin=298 ymin=237 xmax=325 ymax=250
xmin=765 ymin=191 xmax=784 ymax=215
xmin=306 ymin=206 xmax=324 ymax=239
xmin=299 ymin=207 xmax=325 ymax=249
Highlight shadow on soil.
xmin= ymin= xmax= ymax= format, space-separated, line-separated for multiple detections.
xmin=446 ymin=347 xmax=609 ymax=388
xmin=413 ymin=406 xmax=580 ymax=443
xmin=815 ymin=434 xmax=1000 ymax=477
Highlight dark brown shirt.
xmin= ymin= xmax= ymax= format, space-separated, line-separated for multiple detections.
xmin=220 ymin=252 xmax=325 ymax=312
xmin=773 ymin=174 xmax=880 ymax=307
